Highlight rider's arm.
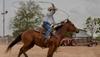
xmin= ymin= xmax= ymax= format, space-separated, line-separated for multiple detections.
xmin=50 ymin=3 xmax=57 ymax=15
xmin=51 ymin=3 xmax=56 ymax=9
xmin=51 ymin=3 xmax=57 ymax=26
xmin=52 ymin=16 xmax=56 ymax=25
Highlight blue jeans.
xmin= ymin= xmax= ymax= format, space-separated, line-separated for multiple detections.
xmin=43 ymin=21 xmax=52 ymax=39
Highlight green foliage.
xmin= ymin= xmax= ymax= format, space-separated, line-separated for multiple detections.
xmin=84 ymin=17 xmax=100 ymax=38
xmin=11 ymin=0 xmax=43 ymax=37
xmin=96 ymin=35 xmax=100 ymax=41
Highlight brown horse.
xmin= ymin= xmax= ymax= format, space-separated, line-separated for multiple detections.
xmin=6 ymin=19 xmax=78 ymax=57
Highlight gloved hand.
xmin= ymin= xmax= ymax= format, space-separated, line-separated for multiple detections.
xmin=51 ymin=24 xmax=54 ymax=28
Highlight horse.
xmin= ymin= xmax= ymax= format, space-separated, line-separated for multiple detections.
xmin=6 ymin=19 xmax=79 ymax=57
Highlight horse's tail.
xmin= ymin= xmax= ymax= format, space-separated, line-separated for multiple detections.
xmin=6 ymin=34 xmax=22 ymax=53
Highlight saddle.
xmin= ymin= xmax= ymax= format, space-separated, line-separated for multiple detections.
xmin=33 ymin=23 xmax=62 ymax=39
xmin=33 ymin=26 xmax=56 ymax=38
xmin=33 ymin=26 xmax=44 ymax=33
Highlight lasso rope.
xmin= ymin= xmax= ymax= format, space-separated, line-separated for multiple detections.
xmin=35 ymin=1 xmax=71 ymax=26
xmin=36 ymin=1 xmax=70 ymax=19
xmin=58 ymin=9 xmax=70 ymax=19
xmin=35 ymin=1 xmax=53 ymax=4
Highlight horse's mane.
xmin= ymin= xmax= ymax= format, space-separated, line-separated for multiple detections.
xmin=54 ymin=24 xmax=63 ymax=31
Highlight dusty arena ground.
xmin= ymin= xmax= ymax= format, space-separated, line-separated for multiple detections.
xmin=0 ymin=44 xmax=100 ymax=57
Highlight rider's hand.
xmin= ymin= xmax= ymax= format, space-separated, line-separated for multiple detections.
xmin=51 ymin=24 xmax=54 ymax=28
xmin=51 ymin=24 xmax=54 ymax=27
xmin=51 ymin=3 xmax=57 ymax=11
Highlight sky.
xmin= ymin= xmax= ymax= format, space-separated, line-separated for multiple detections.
xmin=0 ymin=0 xmax=100 ymax=36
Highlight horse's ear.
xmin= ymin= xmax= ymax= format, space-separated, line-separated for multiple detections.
xmin=64 ymin=19 xmax=67 ymax=22
xmin=67 ymin=19 xmax=70 ymax=23
xmin=67 ymin=19 xmax=69 ymax=21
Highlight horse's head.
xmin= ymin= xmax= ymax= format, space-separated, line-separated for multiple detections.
xmin=61 ymin=19 xmax=79 ymax=33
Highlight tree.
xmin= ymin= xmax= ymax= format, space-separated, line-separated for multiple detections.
xmin=96 ymin=35 xmax=100 ymax=41
xmin=11 ymin=0 xmax=43 ymax=37
xmin=84 ymin=17 xmax=100 ymax=39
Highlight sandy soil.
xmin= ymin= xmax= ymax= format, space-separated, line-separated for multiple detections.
xmin=0 ymin=44 xmax=100 ymax=57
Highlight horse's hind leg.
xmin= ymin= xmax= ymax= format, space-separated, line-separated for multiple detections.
xmin=18 ymin=47 xmax=23 ymax=57
xmin=18 ymin=42 xmax=34 ymax=57
xmin=47 ymin=46 xmax=58 ymax=57
xmin=23 ymin=43 xmax=34 ymax=57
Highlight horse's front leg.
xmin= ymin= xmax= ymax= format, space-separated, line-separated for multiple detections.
xmin=47 ymin=45 xmax=58 ymax=57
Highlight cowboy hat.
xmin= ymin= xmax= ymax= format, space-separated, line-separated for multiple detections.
xmin=48 ymin=7 xmax=57 ymax=11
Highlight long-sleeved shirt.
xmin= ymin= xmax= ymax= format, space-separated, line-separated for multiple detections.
xmin=43 ymin=10 xmax=55 ymax=25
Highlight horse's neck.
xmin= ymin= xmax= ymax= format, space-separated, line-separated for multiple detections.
xmin=55 ymin=26 xmax=70 ymax=40
xmin=55 ymin=31 xmax=65 ymax=41
xmin=56 ymin=27 xmax=66 ymax=36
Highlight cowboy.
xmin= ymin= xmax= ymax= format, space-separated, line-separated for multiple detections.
xmin=43 ymin=3 xmax=57 ymax=40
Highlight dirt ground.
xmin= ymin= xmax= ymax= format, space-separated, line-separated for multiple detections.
xmin=0 ymin=44 xmax=100 ymax=57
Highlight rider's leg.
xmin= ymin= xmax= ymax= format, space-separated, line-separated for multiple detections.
xmin=45 ymin=24 xmax=52 ymax=39
xmin=43 ymin=22 xmax=52 ymax=39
